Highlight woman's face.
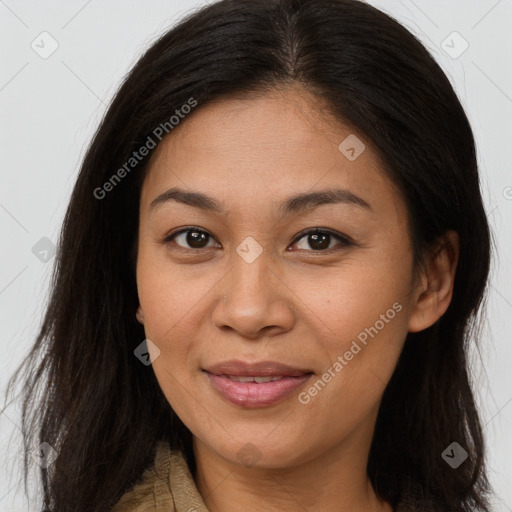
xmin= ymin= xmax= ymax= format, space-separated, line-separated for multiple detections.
xmin=136 ymin=85 xmax=424 ymax=469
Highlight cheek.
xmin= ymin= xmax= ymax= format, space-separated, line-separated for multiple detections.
xmin=135 ymin=255 xmax=195 ymax=401
xmin=300 ymin=254 xmax=411 ymax=343
xmin=299 ymin=311 xmax=407 ymax=441
xmin=135 ymin=245 xmax=219 ymax=386
xmin=299 ymin=259 xmax=411 ymax=407
xmin=135 ymin=244 xmax=209 ymax=340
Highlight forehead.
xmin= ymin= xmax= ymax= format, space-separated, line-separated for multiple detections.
xmin=140 ymin=87 xmax=407 ymax=225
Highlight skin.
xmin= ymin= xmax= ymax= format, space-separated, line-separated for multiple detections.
xmin=135 ymin=84 xmax=459 ymax=512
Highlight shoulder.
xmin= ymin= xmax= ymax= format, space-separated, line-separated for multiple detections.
xmin=110 ymin=440 xmax=176 ymax=512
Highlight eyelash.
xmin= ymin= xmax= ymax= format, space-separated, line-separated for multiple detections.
xmin=162 ymin=226 xmax=353 ymax=253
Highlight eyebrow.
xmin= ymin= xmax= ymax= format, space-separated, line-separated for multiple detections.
xmin=149 ymin=186 xmax=372 ymax=217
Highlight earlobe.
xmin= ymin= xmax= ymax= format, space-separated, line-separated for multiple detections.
xmin=136 ymin=306 xmax=145 ymax=325
xmin=408 ymin=230 xmax=459 ymax=333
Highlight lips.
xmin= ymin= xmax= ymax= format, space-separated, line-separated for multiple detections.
xmin=202 ymin=360 xmax=313 ymax=408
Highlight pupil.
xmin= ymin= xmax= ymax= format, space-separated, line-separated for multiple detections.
xmin=187 ymin=230 xmax=208 ymax=248
xmin=310 ymin=233 xmax=329 ymax=250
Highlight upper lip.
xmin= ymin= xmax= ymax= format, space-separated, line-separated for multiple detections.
xmin=203 ymin=360 xmax=313 ymax=377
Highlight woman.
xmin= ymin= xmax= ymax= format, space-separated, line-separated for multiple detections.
xmin=5 ymin=0 xmax=494 ymax=510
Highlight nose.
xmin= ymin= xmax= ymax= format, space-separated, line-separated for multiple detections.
xmin=211 ymin=247 xmax=296 ymax=340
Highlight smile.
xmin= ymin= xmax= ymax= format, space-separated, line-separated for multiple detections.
xmin=203 ymin=371 xmax=313 ymax=408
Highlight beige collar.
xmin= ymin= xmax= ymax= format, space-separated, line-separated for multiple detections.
xmin=111 ymin=440 xmax=209 ymax=512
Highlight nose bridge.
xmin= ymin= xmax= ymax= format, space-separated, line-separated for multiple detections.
xmin=229 ymin=236 xmax=272 ymax=301
xmin=212 ymin=235 xmax=295 ymax=337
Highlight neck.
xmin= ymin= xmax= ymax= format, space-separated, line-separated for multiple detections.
xmin=192 ymin=422 xmax=392 ymax=512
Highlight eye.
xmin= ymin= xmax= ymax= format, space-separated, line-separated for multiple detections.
xmin=163 ymin=227 xmax=352 ymax=253
xmin=163 ymin=227 xmax=221 ymax=251
xmin=290 ymin=228 xmax=352 ymax=252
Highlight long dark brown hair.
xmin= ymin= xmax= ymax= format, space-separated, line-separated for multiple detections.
xmin=4 ymin=0 xmax=494 ymax=510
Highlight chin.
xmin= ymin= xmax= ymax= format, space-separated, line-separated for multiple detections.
xmin=201 ymin=433 xmax=315 ymax=470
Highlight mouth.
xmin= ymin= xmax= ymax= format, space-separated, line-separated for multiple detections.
xmin=202 ymin=360 xmax=314 ymax=408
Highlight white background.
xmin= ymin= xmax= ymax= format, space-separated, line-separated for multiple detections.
xmin=1 ymin=0 xmax=511 ymax=510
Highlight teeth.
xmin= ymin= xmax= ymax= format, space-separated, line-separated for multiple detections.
xmin=254 ymin=376 xmax=283 ymax=383
xmin=225 ymin=375 xmax=284 ymax=383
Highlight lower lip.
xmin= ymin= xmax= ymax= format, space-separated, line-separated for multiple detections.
xmin=204 ymin=371 xmax=312 ymax=408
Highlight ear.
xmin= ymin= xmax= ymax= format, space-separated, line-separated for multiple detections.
xmin=136 ymin=305 xmax=145 ymax=325
xmin=408 ymin=230 xmax=459 ymax=333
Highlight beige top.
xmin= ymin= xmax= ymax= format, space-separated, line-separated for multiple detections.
xmin=111 ymin=440 xmax=208 ymax=512
xmin=110 ymin=440 xmax=431 ymax=511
